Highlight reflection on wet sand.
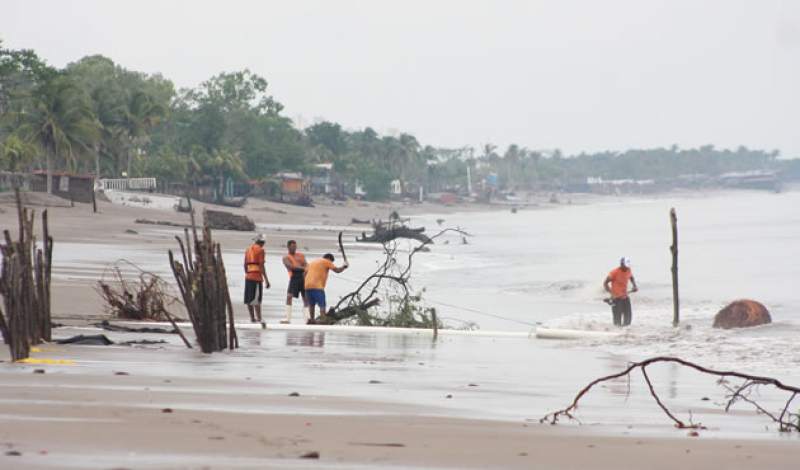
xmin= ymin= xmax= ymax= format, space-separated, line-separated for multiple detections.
xmin=287 ymin=331 xmax=325 ymax=348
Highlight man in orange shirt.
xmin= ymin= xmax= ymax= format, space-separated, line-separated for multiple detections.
xmin=304 ymin=253 xmax=348 ymax=324
xmin=281 ymin=240 xmax=308 ymax=324
xmin=603 ymin=257 xmax=638 ymax=326
xmin=243 ymin=234 xmax=270 ymax=323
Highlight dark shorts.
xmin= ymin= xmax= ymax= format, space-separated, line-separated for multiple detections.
xmin=306 ymin=289 xmax=326 ymax=309
xmin=611 ymin=296 xmax=632 ymax=326
xmin=244 ymin=280 xmax=263 ymax=306
xmin=287 ymin=273 xmax=306 ymax=298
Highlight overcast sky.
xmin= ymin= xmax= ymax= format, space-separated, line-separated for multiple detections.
xmin=2 ymin=0 xmax=799 ymax=157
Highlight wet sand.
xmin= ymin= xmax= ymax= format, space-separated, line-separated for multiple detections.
xmin=2 ymin=342 xmax=799 ymax=470
xmin=2 ymin=191 xmax=800 ymax=468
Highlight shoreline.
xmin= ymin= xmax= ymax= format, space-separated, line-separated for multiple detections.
xmin=2 ymin=336 xmax=799 ymax=469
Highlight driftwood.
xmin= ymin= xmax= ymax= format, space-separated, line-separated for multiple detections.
xmin=540 ymin=356 xmax=800 ymax=433
xmin=168 ymin=201 xmax=239 ymax=353
xmin=136 ymin=219 xmax=189 ymax=228
xmin=0 ymin=188 xmax=53 ymax=361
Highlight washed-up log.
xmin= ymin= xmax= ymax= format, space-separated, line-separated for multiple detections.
xmin=316 ymin=298 xmax=381 ymax=325
xmin=135 ymin=218 xmax=189 ymax=228
xmin=168 ymin=201 xmax=238 ymax=353
xmin=356 ymin=225 xmax=431 ymax=244
xmin=94 ymin=320 xmax=176 ymax=334
xmin=0 ymin=188 xmax=53 ymax=360
xmin=204 ymin=210 xmax=255 ymax=231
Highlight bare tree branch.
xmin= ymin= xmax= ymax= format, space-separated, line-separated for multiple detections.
xmin=541 ymin=356 xmax=800 ymax=433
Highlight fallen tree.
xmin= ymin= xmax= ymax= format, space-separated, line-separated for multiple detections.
xmin=540 ymin=356 xmax=800 ymax=433
xmin=317 ymin=223 xmax=470 ymax=329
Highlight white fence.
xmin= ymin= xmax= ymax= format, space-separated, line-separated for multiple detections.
xmin=99 ymin=177 xmax=157 ymax=191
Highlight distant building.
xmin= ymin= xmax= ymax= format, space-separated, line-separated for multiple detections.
xmin=310 ymin=163 xmax=339 ymax=195
xmin=276 ymin=172 xmax=309 ymax=195
xmin=30 ymin=171 xmax=96 ymax=203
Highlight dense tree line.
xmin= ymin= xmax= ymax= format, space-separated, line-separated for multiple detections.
xmin=1 ymin=42 xmax=795 ymax=199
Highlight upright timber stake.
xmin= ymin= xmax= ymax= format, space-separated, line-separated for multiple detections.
xmin=669 ymin=208 xmax=679 ymax=327
xmin=0 ymin=188 xmax=54 ymax=360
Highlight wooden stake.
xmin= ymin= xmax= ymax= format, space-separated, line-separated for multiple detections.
xmin=670 ymin=208 xmax=679 ymax=327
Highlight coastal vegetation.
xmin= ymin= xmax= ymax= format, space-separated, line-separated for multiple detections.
xmin=2 ymin=41 xmax=798 ymax=200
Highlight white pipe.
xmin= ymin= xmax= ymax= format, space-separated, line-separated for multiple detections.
xmin=110 ymin=321 xmax=534 ymax=338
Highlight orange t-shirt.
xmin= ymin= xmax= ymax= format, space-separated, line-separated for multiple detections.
xmin=608 ymin=267 xmax=632 ymax=299
xmin=305 ymin=258 xmax=335 ymax=290
xmin=244 ymin=244 xmax=265 ymax=282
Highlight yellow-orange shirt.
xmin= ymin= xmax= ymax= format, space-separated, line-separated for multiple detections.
xmin=608 ymin=267 xmax=632 ymax=299
xmin=305 ymin=258 xmax=335 ymax=290
xmin=244 ymin=244 xmax=265 ymax=282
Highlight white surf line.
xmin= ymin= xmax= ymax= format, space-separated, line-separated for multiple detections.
xmin=534 ymin=327 xmax=622 ymax=340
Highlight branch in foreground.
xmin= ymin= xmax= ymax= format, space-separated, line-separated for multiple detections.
xmin=540 ymin=356 xmax=800 ymax=433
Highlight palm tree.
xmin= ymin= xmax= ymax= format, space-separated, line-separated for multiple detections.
xmin=1 ymin=134 xmax=37 ymax=172
xmin=120 ymin=90 xmax=166 ymax=176
xmin=18 ymin=76 xmax=99 ymax=193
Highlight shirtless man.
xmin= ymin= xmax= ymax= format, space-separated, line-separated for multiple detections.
xmin=281 ymin=240 xmax=308 ymax=323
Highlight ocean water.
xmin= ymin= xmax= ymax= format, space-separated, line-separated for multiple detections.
xmin=384 ymin=190 xmax=800 ymax=377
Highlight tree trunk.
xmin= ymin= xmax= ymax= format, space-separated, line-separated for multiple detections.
xmin=46 ymin=152 xmax=53 ymax=194
xmin=95 ymin=147 xmax=101 ymax=179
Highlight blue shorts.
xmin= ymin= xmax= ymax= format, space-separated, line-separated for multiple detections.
xmin=306 ymin=289 xmax=326 ymax=309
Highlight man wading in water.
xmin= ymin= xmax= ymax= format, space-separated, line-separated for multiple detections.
xmin=603 ymin=257 xmax=638 ymax=326
xmin=244 ymin=234 xmax=270 ymax=323
xmin=304 ymin=253 xmax=348 ymax=324
xmin=281 ymin=240 xmax=308 ymax=324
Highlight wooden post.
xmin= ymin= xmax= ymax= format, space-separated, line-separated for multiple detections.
xmin=91 ymin=188 xmax=98 ymax=214
xmin=167 ymin=207 xmax=238 ymax=353
xmin=0 ymin=188 xmax=52 ymax=360
xmin=670 ymin=208 xmax=679 ymax=327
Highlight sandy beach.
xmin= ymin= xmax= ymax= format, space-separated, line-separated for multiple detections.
xmin=2 ymin=190 xmax=800 ymax=469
